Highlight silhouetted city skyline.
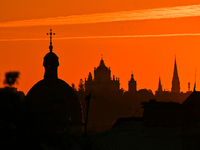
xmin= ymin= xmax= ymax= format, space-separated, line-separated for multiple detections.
xmin=1 ymin=1 xmax=200 ymax=149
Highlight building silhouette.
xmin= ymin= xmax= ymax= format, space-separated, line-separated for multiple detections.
xmin=76 ymin=55 xmax=193 ymax=132
xmin=26 ymin=29 xmax=82 ymax=124
xmin=155 ymin=57 xmax=191 ymax=103
xmin=93 ymin=90 xmax=200 ymax=150
xmin=85 ymin=56 xmax=120 ymax=93
xmin=128 ymin=73 xmax=137 ymax=93
xmin=77 ymin=57 xmax=157 ymax=132
xmin=171 ymin=57 xmax=180 ymax=93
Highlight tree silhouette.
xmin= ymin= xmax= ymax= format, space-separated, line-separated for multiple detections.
xmin=78 ymin=79 xmax=85 ymax=91
xmin=71 ymin=83 xmax=77 ymax=91
xmin=4 ymin=71 xmax=19 ymax=87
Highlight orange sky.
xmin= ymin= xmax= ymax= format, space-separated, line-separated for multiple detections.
xmin=0 ymin=0 xmax=200 ymax=94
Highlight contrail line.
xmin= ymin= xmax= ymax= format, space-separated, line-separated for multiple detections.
xmin=0 ymin=5 xmax=200 ymax=27
xmin=1 ymin=33 xmax=200 ymax=41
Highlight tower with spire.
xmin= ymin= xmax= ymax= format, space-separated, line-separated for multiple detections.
xmin=155 ymin=76 xmax=163 ymax=100
xmin=128 ymin=73 xmax=137 ymax=93
xmin=171 ymin=57 xmax=180 ymax=93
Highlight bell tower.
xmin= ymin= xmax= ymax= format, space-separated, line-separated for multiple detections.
xmin=128 ymin=73 xmax=137 ymax=93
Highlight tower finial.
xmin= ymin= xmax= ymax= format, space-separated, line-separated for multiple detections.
xmin=131 ymin=71 xmax=133 ymax=78
xmin=101 ymin=54 xmax=103 ymax=60
xmin=47 ymin=29 xmax=55 ymax=52
xmin=194 ymin=68 xmax=197 ymax=91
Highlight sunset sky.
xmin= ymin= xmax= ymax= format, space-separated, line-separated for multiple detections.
xmin=1 ymin=0 xmax=200 ymax=94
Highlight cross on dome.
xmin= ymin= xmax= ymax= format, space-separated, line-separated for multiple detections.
xmin=47 ymin=29 xmax=55 ymax=52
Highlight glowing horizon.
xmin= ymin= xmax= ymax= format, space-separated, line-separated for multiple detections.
xmin=0 ymin=4 xmax=200 ymax=28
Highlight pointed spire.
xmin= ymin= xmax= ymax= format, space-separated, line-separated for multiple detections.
xmin=158 ymin=75 xmax=163 ymax=92
xmin=173 ymin=56 xmax=178 ymax=78
xmin=171 ymin=56 xmax=180 ymax=93
xmin=47 ymin=29 xmax=55 ymax=52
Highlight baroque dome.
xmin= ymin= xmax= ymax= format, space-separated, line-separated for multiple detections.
xmin=26 ymin=29 xmax=82 ymax=124
xmin=26 ymin=78 xmax=82 ymax=123
xmin=96 ymin=59 xmax=110 ymax=72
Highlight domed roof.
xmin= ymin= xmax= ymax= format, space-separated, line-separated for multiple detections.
xmin=26 ymin=29 xmax=82 ymax=124
xmin=43 ymin=51 xmax=59 ymax=67
xmin=96 ymin=59 xmax=110 ymax=71
xmin=26 ymin=78 xmax=82 ymax=124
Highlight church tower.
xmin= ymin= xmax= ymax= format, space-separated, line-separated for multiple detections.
xmin=128 ymin=73 xmax=137 ymax=93
xmin=171 ymin=57 xmax=180 ymax=93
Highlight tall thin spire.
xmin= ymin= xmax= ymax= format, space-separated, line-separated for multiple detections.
xmin=171 ymin=57 xmax=180 ymax=93
xmin=158 ymin=75 xmax=163 ymax=92
xmin=47 ymin=29 xmax=55 ymax=52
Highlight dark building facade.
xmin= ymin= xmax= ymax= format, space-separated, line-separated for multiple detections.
xmin=85 ymin=57 xmax=120 ymax=93
xmin=92 ymin=92 xmax=200 ymax=150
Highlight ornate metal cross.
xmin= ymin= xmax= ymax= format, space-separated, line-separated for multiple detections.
xmin=47 ymin=29 xmax=55 ymax=52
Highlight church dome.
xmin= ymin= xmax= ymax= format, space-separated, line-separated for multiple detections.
xmin=94 ymin=57 xmax=111 ymax=82
xmin=26 ymin=78 xmax=82 ymax=124
xmin=43 ymin=51 xmax=59 ymax=67
xmin=26 ymin=29 xmax=82 ymax=124
xmin=96 ymin=59 xmax=110 ymax=71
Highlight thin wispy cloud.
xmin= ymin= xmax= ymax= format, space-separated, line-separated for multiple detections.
xmin=0 ymin=5 xmax=200 ymax=27
xmin=1 ymin=33 xmax=200 ymax=41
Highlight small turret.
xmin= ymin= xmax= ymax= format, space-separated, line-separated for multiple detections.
xmin=128 ymin=73 xmax=137 ymax=93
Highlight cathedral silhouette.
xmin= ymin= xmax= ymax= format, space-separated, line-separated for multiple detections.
xmin=26 ymin=29 xmax=82 ymax=124
xmin=85 ymin=56 xmax=120 ymax=93
xmin=155 ymin=57 xmax=191 ymax=103
xmin=85 ymin=56 xmax=137 ymax=93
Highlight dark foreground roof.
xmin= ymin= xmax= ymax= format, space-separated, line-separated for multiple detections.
xmin=93 ymin=121 xmax=182 ymax=150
